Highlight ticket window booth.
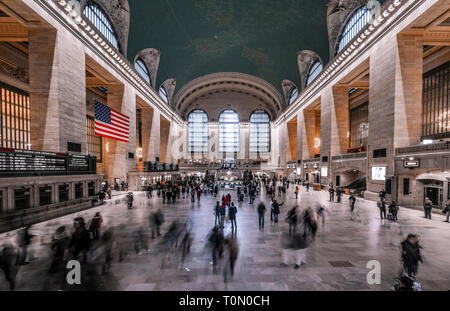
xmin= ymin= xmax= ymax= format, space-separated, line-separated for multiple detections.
xmin=15 ymin=188 xmax=30 ymax=210
xmin=88 ymin=182 xmax=96 ymax=196
xmin=75 ymin=183 xmax=84 ymax=199
xmin=39 ymin=186 xmax=52 ymax=206
xmin=59 ymin=184 xmax=69 ymax=202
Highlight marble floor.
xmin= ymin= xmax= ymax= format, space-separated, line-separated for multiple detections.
xmin=0 ymin=186 xmax=449 ymax=291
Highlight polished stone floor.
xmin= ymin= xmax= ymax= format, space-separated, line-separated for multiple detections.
xmin=0 ymin=185 xmax=449 ymax=291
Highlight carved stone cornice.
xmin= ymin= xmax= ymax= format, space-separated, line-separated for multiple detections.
xmin=134 ymin=48 xmax=160 ymax=88
xmin=281 ymin=80 xmax=297 ymax=107
xmin=161 ymin=78 xmax=176 ymax=106
xmin=0 ymin=59 xmax=29 ymax=84
xmin=297 ymin=50 xmax=323 ymax=89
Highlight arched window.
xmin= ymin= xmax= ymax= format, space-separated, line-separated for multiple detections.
xmin=249 ymin=110 xmax=270 ymax=153
xmin=83 ymin=1 xmax=119 ymax=51
xmin=337 ymin=5 xmax=371 ymax=54
xmin=289 ymin=87 xmax=298 ymax=105
xmin=188 ymin=110 xmax=208 ymax=153
xmin=306 ymin=62 xmax=323 ymax=87
xmin=134 ymin=58 xmax=151 ymax=85
xmin=159 ymin=86 xmax=168 ymax=104
xmin=219 ymin=110 xmax=239 ymax=153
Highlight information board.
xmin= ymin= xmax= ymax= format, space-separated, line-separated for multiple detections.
xmin=0 ymin=148 xmax=96 ymax=177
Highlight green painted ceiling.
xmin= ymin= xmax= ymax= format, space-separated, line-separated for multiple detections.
xmin=127 ymin=0 xmax=330 ymax=96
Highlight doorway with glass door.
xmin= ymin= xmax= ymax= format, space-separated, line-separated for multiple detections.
xmin=424 ymin=186 xmax=443 ymax=209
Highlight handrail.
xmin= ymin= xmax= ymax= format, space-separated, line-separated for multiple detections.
xmin=396 ymin=142 xmax=450 ymax=155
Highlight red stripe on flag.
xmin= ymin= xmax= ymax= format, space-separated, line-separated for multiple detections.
xmin=111 ymin=117 xmax=129 ymax=128
xmin=95 ymin=123 xmax=129 ymax=135
xmin=94 ymin=132 xmax=129 ymax=143
xmin=95 ymin=120 xmax=129 ymax=133
xmin=94 ymin=126 xmax=129 ymax=139
xmin=111 ymin=109 xmax=129 ymax=121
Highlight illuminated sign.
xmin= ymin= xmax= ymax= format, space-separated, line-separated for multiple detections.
xmin=403 ymin=160 xmax=420 ymax=168
xmin=371 ymin=166 xmax=386 ymax=181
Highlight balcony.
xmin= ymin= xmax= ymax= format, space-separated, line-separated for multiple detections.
xmin=396 ymin=142 xmax=450 ymax=155
xmin=332 ymin=152 xmax=367 ymax=161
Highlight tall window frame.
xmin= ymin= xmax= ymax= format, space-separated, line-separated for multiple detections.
xmin=249 ymin=110 xmax=270 ymax=153
xmin=422 ymin=61 xmax=449 ymax=139
xmin=0 ymin=82 xmax=30 ymax=150
xmin=188 ymin=110 xmax=209 ymax=154
xmin=134 ymin=58 xmax=151 ymax=85
xmin=159 ymin=86 xmax=169 ymax=104
xmin=289 ymin=87 xmax=299 ymax=105
xmin=86 ymin=115 xmax=102 ymax=162
xmin=306 ymin=62 xmax=323 ymax=87
xmin=336 ymin=5 xmax=371 ymax=55
xmin=219 ymin=109 xmax=240 ymax=153
xmin=83 ymin=1 xmax=120 ymax=51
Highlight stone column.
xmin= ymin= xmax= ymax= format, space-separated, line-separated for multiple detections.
xmin=70 ymin=182 xmax=75 ymax=201
xmin=366 ymin=34 xmax=423 ymax=200
xmin=33 ymin=184 xmax=39 ymax=208
xmin=141 ymin=107 xmax=154 ymax=162
xmin=148 ymin=109 xmax=161 ymax=162
xmin=279 ymin=122 xmax=289 ymax=169
xmin=301 ymin=109 xmax=317 ymax=160
xmin=287 ymin=119 xmax=298 ymax=162
xmin=29 ymin=26 xmax=86 ymax=153
xmin=52 ymin=184 xmax=57 ymax=204
xmin=168 ymin=122 xmax=184 ymax=164
xmin=394 ymin=34 xmax=424 ymax=148
xmin=7 ymin=188 xmax=14 ymax=211
xmin=159 ymin=117 xmax=171 ymax=163
xmin=332 ymin=85 xmax=350 ymax=155
xmin=320 ymin=87 xmax=332 ymax=185
xmin=104 ymin=84 xmax=136 ymax=184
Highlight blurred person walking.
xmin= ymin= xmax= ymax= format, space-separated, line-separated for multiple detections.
xmin=377 ymin=198 xmax=387 ymax=219
xmin=257 ymin=202 xmax=267 ymax=230
xmin=424 ymin=197 xmax=433 ymax=220
xmin=399 ymin=234 xmax=423 ymax=279
xmin=69 ymin=217 xmax=91 ymax=264
xmin=229 ymin=202 xmax=237 ymax=230
xmin=0 ymin=244 xmax=19 ymax=290
xmin=16 ymin=225 xmax=34 ymax=265
xmin=89 ymin=212 xmax=103 ymax=240
xmin=49 ymin=226 xmax=69 ymax=273
xmin=286 ymin=207 xmax=298 ymax=236
xmin=150 ymin=209 xmax=164 ymax=239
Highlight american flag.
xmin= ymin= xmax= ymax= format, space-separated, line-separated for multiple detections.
xmin=94 ymin=101 xmax=130 ymax=143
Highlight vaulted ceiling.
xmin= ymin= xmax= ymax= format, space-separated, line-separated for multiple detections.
xmin=127 ymin=0 xmax=330 ymax=100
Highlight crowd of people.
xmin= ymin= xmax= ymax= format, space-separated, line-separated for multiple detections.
xmin=1 ymin=171 xmax=444 ymax=291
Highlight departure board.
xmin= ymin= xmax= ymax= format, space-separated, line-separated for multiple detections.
xmin=0 ymin=148 xmax=96 ymax=177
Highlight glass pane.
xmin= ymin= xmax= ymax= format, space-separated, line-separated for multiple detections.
xmin=337 ymin=6 xmax=371 ymax=54
xmin=219 ymin=110 xmax=239 ymax=153
xmin=188 ymin=110 xmax=209 ymax=153
xmin=83 ymin=1 xmax=119 ymax=50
